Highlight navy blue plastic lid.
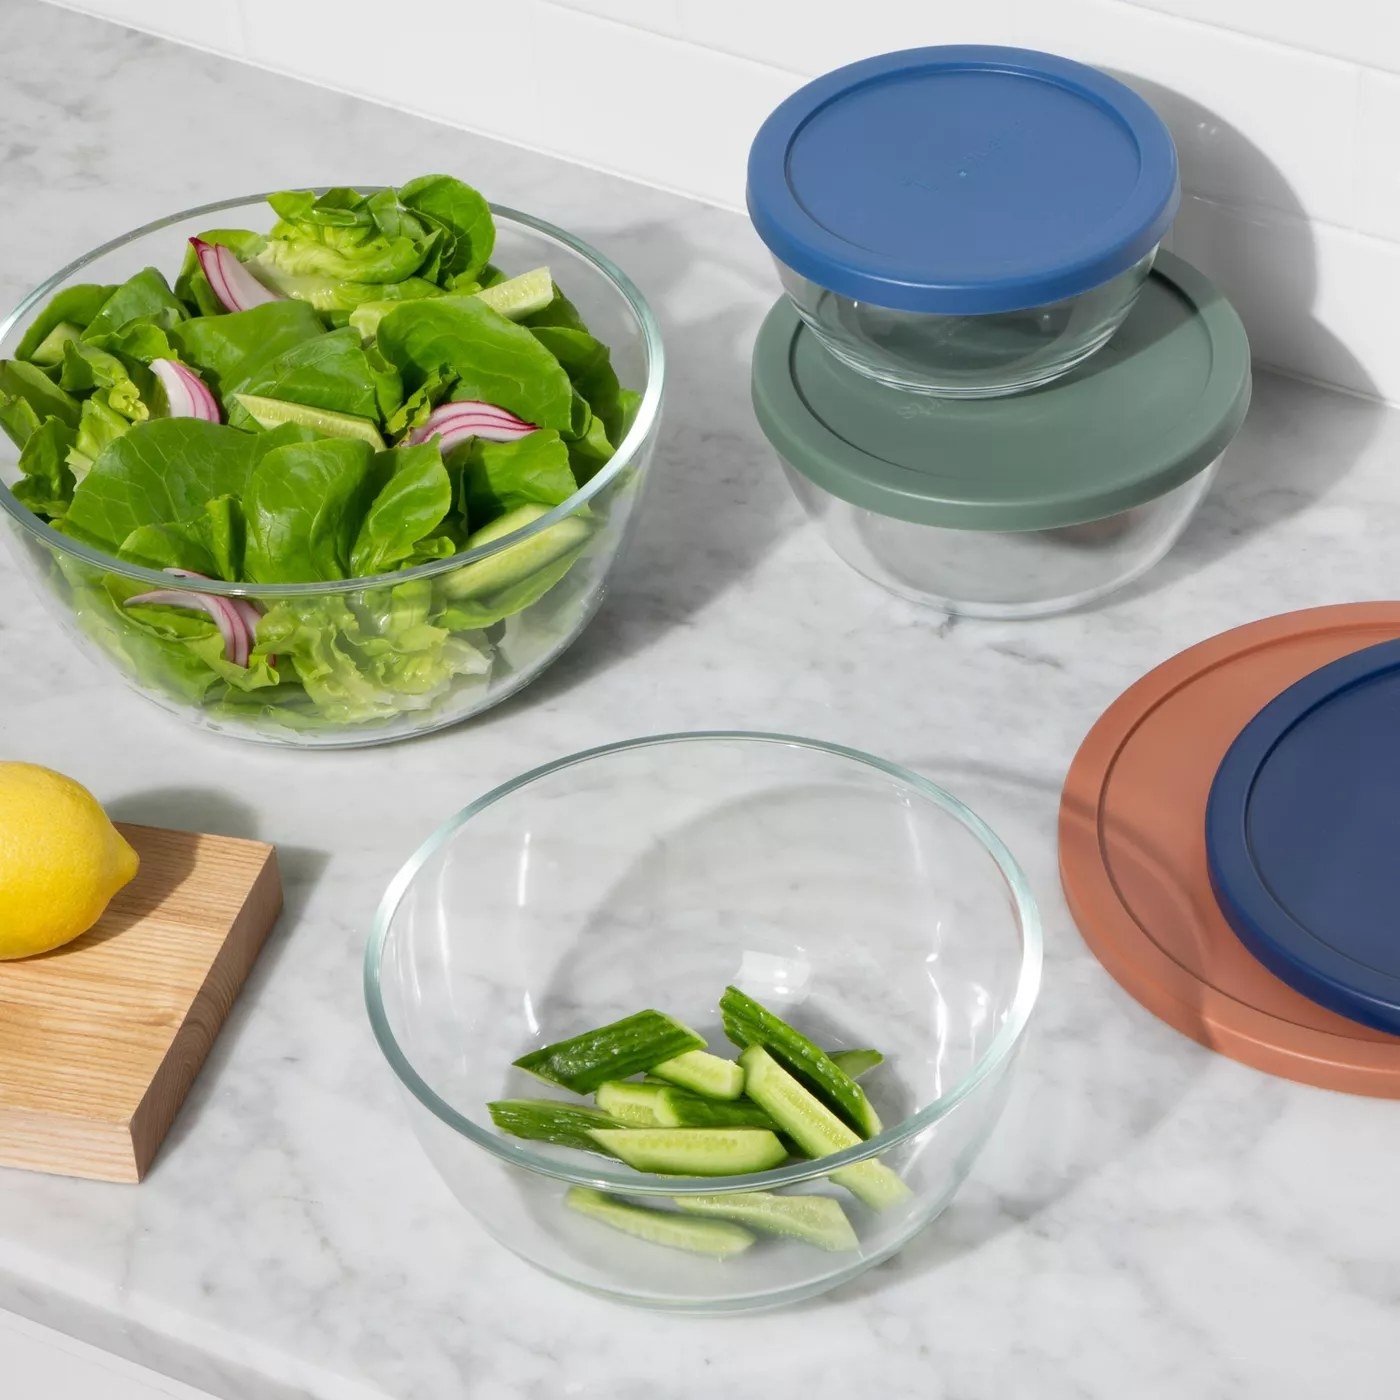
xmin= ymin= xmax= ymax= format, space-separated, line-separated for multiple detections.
xmin=748 ymin=46 xmax=1180 ymax=315
xmin=1206 ymin=639 xmax=1400 ymax=1035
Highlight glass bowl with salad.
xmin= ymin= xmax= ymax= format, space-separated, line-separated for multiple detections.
xmin=366 ymin=733 xmax=1042 ymax=1310
xmin=0 ymin=178 xmax=663 ymax=745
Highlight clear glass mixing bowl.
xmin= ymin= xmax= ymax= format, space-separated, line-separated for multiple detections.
xmin=781 ymin=453 xmax=1221 ymax=619
xmin=0 ymin=195 xmax=664 ymax=746
xmin=366 ymin=733 xmax=1041 ymax=1311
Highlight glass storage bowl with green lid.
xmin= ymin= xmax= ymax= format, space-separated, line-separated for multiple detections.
xmin=747 ymin=46 xmax=1180 ymax=398
xmin=752 ymin=251 xmax=1250 ymax=619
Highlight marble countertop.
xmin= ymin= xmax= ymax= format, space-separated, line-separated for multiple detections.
xmin=3 ymin=5 xmax=1399 ymax=1397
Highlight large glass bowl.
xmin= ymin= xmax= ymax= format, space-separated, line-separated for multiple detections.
xmin=0 ymin=195 xmax=664 ymax=747
xmin=365 ymin=733 xmax=1042 ymax=1312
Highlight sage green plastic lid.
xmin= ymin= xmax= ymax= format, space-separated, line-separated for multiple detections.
xmin=752 ymin=251 xmax=1251 ymax=531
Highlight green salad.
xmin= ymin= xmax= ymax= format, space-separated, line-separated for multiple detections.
xmin=0 ymin=176 xmax=640 ymax=731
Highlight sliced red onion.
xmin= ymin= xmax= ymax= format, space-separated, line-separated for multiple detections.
xmin=151 ymin=358 xmax=221 ymax=422
xmin=191 ymin=237 xmax=282 ymax=313
xmin=161 ymin=568 xmax=262 ymax=656
xmin=405 ymin=400 xmax=535 ymax=451
xmin=125 ymin=589 xmax=250 ymax=667
xmin=227 ymin=598 xmax=263 ymax=637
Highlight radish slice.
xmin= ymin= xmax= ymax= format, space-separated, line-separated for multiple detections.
xmin=406 ymin=400 xmax=535 ymax=451
xmin=190 ymin=237 xmax=282 ymax=313
xmin=125 ymin=589 xmax=250 ymax=667
xmin=151 ymin=358 xmax=221 ymax=422
xmin=161 ymin=568 xmax=262 ymax=654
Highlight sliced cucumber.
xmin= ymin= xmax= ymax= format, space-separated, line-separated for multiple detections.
xmin=441 ymin=504 xmax=591 ymax=601
xmin=739 ymin=1046 xmax=910 ymax=1211
xmin=595 ymin=1079 xmax=777 ymax=1131
xmin=474 ymin=267 xmax=554 ymax=321
xmin=233 ymin=392 xmax=386 ymax=449
xmin=586 ymin=1126 xmax=788 ymax=1176
xmin=829 ymin=1048 xmax=884 ymax=1080
xmin=565 ymin=1187 xmax=754 ymax=1258
xmin=487 ymin=1099 xmax=622 ymax=1154
xmin=649 ymin=1049 xmax=744 ymax=1100
xmin=30 ymin=321 xmax=81 ymax=367
xmin=722 ymin=985 xmax=881 ymax=1137
xmin=661 ymin=1091 xmax=778 ymax=1132
xmin=513 ymin=1010 xmax=704 ymax=1095
xmin=595 ymin=1080 xmax=671 ymax=1126
xmin=675 ymin=1191 xmax=859 ymax=1252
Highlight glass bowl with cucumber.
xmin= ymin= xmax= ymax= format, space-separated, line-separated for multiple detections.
xmin=0 ymin=177 xmax=663 ymax=746
xmin=366 ymin=732 xmax=1042 ymax=1311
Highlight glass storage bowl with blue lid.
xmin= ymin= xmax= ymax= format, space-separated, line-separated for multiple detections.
xmin=752 ymin=251 xmax=1251 ymax=619
xmin=747 ymin=46 xmax=1181 ymax=398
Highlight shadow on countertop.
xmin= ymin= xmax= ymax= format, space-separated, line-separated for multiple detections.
xmin=1109 ymin=76 xmax=1386 ymax=601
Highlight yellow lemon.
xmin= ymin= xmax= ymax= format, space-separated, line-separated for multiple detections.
xmin=0 ymin=763 xmax=139 ymax=959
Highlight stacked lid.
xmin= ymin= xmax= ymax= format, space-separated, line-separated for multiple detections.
xmin=747 ymin=46 xmax=1251 ymax=566
xmin=748 ymin=45 xmax=1180 ymax=320
xmin=752 ymin=253 xmax=1249 ymax=534
xmin=1060 ymin=606 xmax=1400 ymax=1096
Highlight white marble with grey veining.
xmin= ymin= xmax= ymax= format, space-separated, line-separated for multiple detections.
xmin=1 ymin=3 xmax=1399 ymax=1397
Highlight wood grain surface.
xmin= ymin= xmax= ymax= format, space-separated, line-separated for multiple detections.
xmin=0 ymin=824 xmax=282 ymax=1182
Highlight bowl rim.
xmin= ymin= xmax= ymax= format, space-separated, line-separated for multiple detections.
xmin=363 ymin=730 xmax=1044 ymax=1196
xmin=0 ymin=189 xmax=665 ymax=598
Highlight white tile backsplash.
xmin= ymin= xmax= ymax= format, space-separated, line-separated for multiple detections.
xmin=35 ymin=0 xmax=1400 ymax=402
xmin=666 ymin=0 xmax=1031 ymax=75
xmin=53 ymin=0 xmax=243 ymax=52
xmin=1356 ymin=68 xmax=1400 ymax=246
xmin=1120 ymin=0 xmax=1400 ymax=77
xmin=1172 ymin=195 xmax=1398 ymax=400
xmin=238 ymin=0 xmax=798 ymax=210
xmin=1014 ymin=0 xmax=1363 ymax=227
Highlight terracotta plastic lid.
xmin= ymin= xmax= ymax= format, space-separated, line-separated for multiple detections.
xmin=1059 ymin=603 xmax=1400 ymax=1096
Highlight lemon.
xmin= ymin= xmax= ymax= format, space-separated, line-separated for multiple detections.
xmin=0 ymin=763 xmax=139 ymax=959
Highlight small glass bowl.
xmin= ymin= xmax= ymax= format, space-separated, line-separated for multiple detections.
xmin=781 ymin=455 xmax=1221 ymax=619
xmin=776 ymin=247 xmax=1158 ymax=398
xmin=748 ymin=47 xmax=1180 ymax=400
xmin=0 ymin=195 xmax=664 ymax=747
xmin=365 ymin=732 xmax=1041 ymax=1312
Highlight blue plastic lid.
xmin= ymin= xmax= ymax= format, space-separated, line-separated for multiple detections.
xmin=1206 ymin=639 xmax=1400 ymax=1034
xmin=748 ymin=46 xmax=1180 ymax=315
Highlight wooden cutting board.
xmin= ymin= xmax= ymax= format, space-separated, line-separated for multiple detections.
xmin=0 ymin=823 xmax=282 ymax=1183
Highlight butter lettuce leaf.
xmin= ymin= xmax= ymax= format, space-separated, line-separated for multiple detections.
xmin=15 ymin=283 xmax=116 ymax=361
xmin=257 ymin=581 xmax=490 ymax=724
xmin=350 ymin=442 xmax=452 ymax=576
xmin=458 ymin=430 xmax=576 ymax=526
xmin=83 ymin=268 xmax=187 ymax=339
xmin=377 ymin=295 xmax=574 ymax=431
xmin=12 ymin=416 xmax=77 ymax=517
xmin=67 ymin=397 xmax=131 ymax=479
xmin=0 ymin=359 xmax=81 ymax=447
xmin=226 ymin=326 xmax=385 ymax=427
xmin=169 ymin=300 xmax=327 ymax=397
xmin=243 ymin=436 xmax=380 ymax=583
xmin=59 ymin=341 xmax=153 ymax=422
xmin=399 ymin=174 xmax=494 ymax=281
xmin=66 ymin=418 xmax=259 ymax=548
